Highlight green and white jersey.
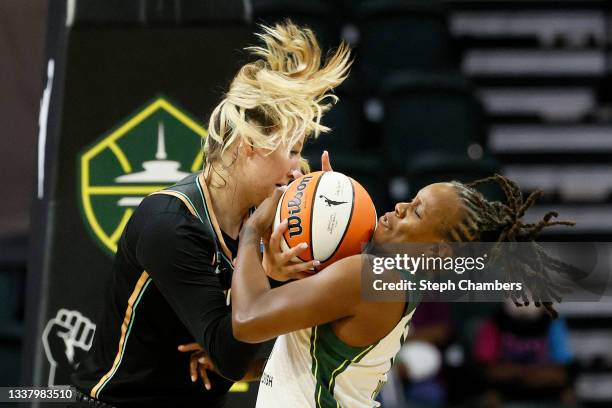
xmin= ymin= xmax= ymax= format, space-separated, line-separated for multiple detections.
xmin=256 ymin=301 xmax=419 ymax=408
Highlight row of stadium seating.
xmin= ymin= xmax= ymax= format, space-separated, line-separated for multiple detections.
xmin=53 ymin=0 xmax=499 ymax=211
xmin=448 ymin=2 xmax=612 ymax=406
xmin=260 ymin=0 xmax=499 ymax=209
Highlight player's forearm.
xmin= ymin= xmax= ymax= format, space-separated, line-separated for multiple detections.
xmin=231 ymin=225 xmax=272 ymax=342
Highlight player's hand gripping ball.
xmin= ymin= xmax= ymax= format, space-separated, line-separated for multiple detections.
xmin=274 ymin=171 xmax=377 ymax=271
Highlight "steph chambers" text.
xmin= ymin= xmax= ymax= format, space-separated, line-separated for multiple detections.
xmin=373 ymin=279 xmax=523 ymax=292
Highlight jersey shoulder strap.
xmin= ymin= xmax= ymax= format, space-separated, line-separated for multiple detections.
xmin=150 ymin=172 xmax=218 ymax=264
xmin=157 ymin=173 xmax=207 ymax=219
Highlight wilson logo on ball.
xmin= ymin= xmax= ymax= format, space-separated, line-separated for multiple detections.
xmin=275 ymin=171 xmax=377 ymax=271
xmin=286 ymin=175 xmax=313 ymax=238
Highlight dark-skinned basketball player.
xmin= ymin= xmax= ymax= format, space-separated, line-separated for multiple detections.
xmin=228 ymin=175 xmax=575 ymax=407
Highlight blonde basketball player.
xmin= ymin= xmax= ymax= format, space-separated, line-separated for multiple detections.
xmin=74 ymin=20 xmax=352 ymax=407
xmin=231 ymin=175 xmax=574 ymax=408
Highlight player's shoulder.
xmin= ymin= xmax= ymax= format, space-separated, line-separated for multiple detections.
xmin=132 ymin=194 xmax=214 ymax=241
xmin=138 ymin=192 xmax=192 ymax=215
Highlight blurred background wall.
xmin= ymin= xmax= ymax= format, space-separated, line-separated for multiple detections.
xmin=0 ymin=0 xmax=47 ymax=387
xmin=0 ymin=0 xmax=46 ymax=235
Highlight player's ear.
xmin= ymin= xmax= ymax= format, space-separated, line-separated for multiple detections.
xmin=239 ymin=138 xmax=255 ymax=157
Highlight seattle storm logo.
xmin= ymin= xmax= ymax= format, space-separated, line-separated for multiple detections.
xmin=78 ymin=97 xmax=206 ymax=255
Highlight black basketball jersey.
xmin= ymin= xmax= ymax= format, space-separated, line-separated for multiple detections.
xmin=72 ymin=172 xmax=259 ymax=407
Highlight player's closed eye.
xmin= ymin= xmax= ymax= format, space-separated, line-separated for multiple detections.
xmin=414 ymin=208 xmax=421 ymax=219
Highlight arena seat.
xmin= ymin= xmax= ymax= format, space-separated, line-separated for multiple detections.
xmin=406 ymin=152 xmax=501 ymax=199
xmin=303 ymin=92 xmax=365 ymax=157
xmin=386 ymin=151 xmax=500 ymax=203
xmin=71 ymin=0 xmax=249 ymax=26
xmin=301 ymin=149 xmax=389 ymax=212
xmin=335 ymin=154 xmax=390 ymax=212
xmin=357 ymin=0 xmax=457 ymax=89
xmin=380 ymin=71 xmax=487 ymax=173
xmin=251 ymin=0 xmax=340 ymax=52
xmin=302 ymin=91 xmax=389 ymax=208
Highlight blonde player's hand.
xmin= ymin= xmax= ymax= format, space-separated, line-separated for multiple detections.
xmin=178 ymin=343 xmax=215 ymax=390
xmin=291 ymin=150 xmax=333 ymax=180
xmin=321 ymin=150 xmax=332 ymax=172
xmin=263 ymin=219 xmax=320 ymax=281
xmin=245 ymin=187 xmax=286 ymax=238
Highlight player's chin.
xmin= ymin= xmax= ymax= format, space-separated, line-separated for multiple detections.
xmin=372 ymin=226 xmax=387 ymax=243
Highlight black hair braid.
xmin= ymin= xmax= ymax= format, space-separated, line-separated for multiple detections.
xmin=448 ymin=174 xmax=579 ymax=318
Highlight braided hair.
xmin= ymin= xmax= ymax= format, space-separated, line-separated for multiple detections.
xmin=444 ymin=174 xmax=579 ymax=318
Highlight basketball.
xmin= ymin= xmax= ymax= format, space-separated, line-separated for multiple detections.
xmin=274 ymin=171 xmax=377 ymax=271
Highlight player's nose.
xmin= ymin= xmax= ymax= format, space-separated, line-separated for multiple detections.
xmin=395 ymin=203 xmax=409 ymax=218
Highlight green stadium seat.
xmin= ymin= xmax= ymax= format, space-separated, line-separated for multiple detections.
xmin=380 ymin=71 xmax=487 ymax=173
xmin=357 ymin=0 xmax=457 ymax=89
xmin=404 ymin=152 xmax=501 ymax=201
xmin=304 ymin=92 xmax=365 ymax=156
xmin=251 ymin=0 xmax=340 ymax=53
xmin=407 ymin=152 xmax=501 ymax=195
xmin=302 ymin=91 xmax=389 ymax=209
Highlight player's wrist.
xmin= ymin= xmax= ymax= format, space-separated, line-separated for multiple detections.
xmin=240 ymin=223 xmax=264 ymax=246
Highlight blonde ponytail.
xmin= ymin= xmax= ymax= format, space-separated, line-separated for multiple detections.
xmin=205 ymin=20 xmax=352 ymax=164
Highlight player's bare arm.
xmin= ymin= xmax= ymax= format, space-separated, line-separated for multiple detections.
xmin=231 ymin=188 xmax=363 ymax=344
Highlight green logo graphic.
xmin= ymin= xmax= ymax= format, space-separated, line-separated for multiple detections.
xmin=78 ymin=97 xmax=206 ymax=255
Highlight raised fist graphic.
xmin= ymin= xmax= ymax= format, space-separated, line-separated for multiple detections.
xmin=42 ymin=309 xmax=96 ymax=385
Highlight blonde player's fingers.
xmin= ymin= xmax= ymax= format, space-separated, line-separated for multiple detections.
xmin=249 ymin=188 xmax=285 ymax=234
xmin=292 ymin=169 xmax=303 ymax=180
xmin=321 ymin=150 xmax=332 ymax=172
xmin=198 ymin=355 xmax=215 ymax=390
xmin=178 ymin=343 xmax=202 ymax=352
xmin=190 ymin=355 xmax=198 ymax=382
xmin=199 ymin=365 xmax=211 ymax=390
xmin=198 ymin=356 xmax=216 ymax=371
